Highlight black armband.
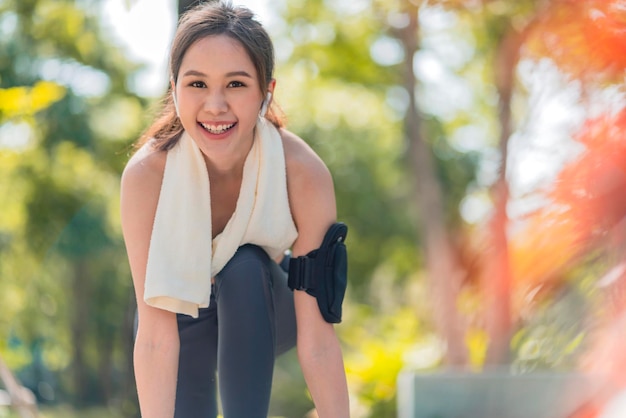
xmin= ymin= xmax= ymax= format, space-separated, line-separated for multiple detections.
xmin=288 ymin=222 xmax=348 ymax=323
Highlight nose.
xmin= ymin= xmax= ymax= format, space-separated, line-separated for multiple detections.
xmin=203 ymin=90 xmax=228 ymax=115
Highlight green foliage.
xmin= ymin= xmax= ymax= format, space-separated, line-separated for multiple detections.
xmin=278 ymin=0 xmax=400 ymax=89
xmin=0 ymin=0 xmax=141 ymax=413
xmin=269 ymin=351 xmax=314 ymax=417
xmin=510 ymin=258 xmax=604 ymax=373
xmin=343 ymin=307 xmax=435 ymax=418
xmin=0 ymin=81 xmax=66 ymax=119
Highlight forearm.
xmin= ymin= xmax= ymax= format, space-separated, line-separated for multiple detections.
xmin=298 ymin=330 xmax=350 ymax=418
xmin=134 ymin=335 xmax=179 ymax=418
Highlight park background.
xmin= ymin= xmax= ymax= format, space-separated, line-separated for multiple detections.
xmin=1 ymin=0 xmax=626 ymax=417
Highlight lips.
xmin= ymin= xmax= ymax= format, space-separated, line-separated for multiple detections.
xmin=199 ymin=121 xmax=236 ymax=134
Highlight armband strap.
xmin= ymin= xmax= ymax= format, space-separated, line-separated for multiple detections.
xmin=288 ymin=222 xmax=348 ymax=323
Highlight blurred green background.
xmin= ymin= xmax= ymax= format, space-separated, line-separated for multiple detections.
xmin=1 ymin=0 xmax=625 ymax=417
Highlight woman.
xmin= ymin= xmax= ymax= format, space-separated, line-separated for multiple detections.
xmin=120 ymin=2 xmax=350 ymax=417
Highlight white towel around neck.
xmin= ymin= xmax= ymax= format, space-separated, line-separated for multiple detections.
xmin=144 ymin=117 xmax=298 ymax=318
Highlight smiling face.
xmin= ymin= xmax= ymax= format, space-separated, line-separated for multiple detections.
xmin=172 ymin=34 xmax=273 ymax=161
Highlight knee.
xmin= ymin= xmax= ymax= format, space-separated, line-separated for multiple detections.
xmin=236 ymin=244 xmax=271 ymax=263
xmin=224 ymin=245 xmax=271 ymax=273
xmin=216 ymin=245 xmax=272 ymax=290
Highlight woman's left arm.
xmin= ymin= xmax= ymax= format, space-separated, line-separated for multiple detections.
xmin=294 ymin=292 xmax=350 ymax=418
xmin=283 ymin=130 xmax=350 ymax=418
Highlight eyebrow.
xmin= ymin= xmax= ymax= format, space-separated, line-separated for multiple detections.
xmin=181 ymin=69 xmax=254 ymax=78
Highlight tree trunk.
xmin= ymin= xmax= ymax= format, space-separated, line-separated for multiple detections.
xmin=71 ymin=260 xmax=91 ymax=404
xmin=97 ymin=334 xmax=113 ymax=403
xmin=484 ymin=26 xmax=523 ymax=365
xmin=398 ymin=1 xmax=466 ymax=366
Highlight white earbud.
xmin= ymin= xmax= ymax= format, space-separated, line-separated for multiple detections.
xmin=172 ymin=92 xmax=180 ymax=118
xmin=260 ymin=92 xmax=272 ymax=118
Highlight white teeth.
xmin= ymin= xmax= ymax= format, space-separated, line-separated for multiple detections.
xmin=200 ymin=122 xmax=235 ymax=134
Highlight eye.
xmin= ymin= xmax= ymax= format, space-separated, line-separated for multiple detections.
xmin=228 ymin=80 xmax=246 ymax=88
xmin=190 ymin=81 xmax=206 ymax=88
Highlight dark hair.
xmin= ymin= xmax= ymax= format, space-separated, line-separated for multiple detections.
xmin=139 ymin=1 xmax=284 ymax=151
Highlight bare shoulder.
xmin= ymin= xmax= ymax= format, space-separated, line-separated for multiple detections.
xmin=280 ymin=128 xmax=332 ymax=192
xmin=122 ymin=142 xmax=167 ymax=190
xmin=120 ymin=142 xmax=167 ymax=236
xmin=280 ymin=129 xmax=337 ymax=256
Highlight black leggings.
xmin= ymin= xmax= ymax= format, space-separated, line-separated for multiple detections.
xmin=174 ymin=244 xmax=297 ymax=418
